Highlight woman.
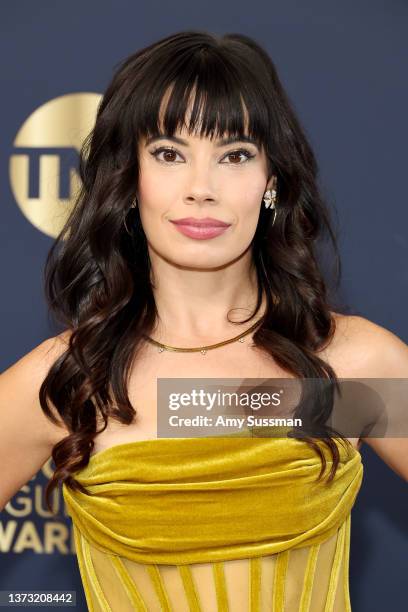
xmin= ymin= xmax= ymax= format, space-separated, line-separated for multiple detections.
xmin=1 ymin=30 xmax=407 ymax=611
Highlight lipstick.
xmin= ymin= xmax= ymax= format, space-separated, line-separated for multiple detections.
xmin=170 ymin=217 xmax=231 ymax=240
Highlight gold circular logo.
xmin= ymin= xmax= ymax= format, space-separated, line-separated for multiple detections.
xmin=9 ymin=92 xmax=101 ymax=237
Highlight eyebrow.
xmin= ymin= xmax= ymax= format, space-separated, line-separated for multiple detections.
xmin=144 ymin=134 xmax=260 ymax=148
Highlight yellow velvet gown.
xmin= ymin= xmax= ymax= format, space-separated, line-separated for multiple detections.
xmin=63 ymin=432 xmax=363 ymax=611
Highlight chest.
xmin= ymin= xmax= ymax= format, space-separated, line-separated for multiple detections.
xmin=93 ymin=339 xmax=362 ymax=453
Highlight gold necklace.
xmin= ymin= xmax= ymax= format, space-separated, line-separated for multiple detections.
xmin=143 ymin=317 xmax=264 ymax=355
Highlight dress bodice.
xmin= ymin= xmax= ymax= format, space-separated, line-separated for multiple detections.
xmin=63 ymin=435 xmax=363 ymax=611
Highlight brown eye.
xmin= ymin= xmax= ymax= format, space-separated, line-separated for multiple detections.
xmin=150 ymin=147 xmax=183 ymax=163
xmin=162 ymin=150 xmax=177 ymax=162
xmin=221 ymin=149 xmax=256 ymax=164
xmin=227 ymin=153 xmax=242 ymax=163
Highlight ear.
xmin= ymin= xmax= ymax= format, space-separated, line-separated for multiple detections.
xmin=266 ymin=174 xmax=277 ymax=192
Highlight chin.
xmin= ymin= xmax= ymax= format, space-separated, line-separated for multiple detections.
xmin=161 ymin=248 xmax=225 ymax=266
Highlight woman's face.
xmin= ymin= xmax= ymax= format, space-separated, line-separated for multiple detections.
xmin=136 ymin=122 xmax=275 ymax=270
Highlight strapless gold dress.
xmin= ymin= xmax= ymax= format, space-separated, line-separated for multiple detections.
xmin=62 ymin=434 xmax=363 ymax=611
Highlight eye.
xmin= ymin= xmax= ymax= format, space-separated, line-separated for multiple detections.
xmin=221 ymin=148 xmax=256 ymax=164
xmin=149 ymin=146 xmax=256 ymax=165
xmin=150 ymin=146 xmax=184 ymax=164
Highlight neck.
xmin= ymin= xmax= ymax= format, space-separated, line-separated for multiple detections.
xmin=147 ymin=247 xmax=266 ymax=345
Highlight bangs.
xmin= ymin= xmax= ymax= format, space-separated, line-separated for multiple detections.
xmin=133 ymin=44 xmax=272 ymax=148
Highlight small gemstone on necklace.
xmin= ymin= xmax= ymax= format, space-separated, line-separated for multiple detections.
xmin=201 ymin=349 xmax=207 ymax=355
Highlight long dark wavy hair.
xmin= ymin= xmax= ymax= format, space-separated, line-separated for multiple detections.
xmin=40 ymin=30 xmax=352 ymax=513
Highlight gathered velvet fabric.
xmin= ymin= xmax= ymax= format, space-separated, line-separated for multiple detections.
xmin=63 ymin=435 xmax=363 ymax=611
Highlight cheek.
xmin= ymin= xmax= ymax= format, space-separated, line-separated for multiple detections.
xmin=138 ymin=172 xmax=169 ymax=206
xmin=235 ymin=183 xmax=264 ymax=223
xmin=232 ymin=184 xmax=265 ymax=242
xmin=137 ymin=172 xmax=179 ymax=230
xmin=227 ymin=165 xmax=266 ymax=205
xmin=240 ymin=176 xmax=266 ymax=204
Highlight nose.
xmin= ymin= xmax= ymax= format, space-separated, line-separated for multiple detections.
xmin=182 ymin=164 xmax=218 ymax=206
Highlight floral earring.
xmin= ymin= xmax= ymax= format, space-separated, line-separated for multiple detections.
xmin=263 ymin=189 xmax=276 ymax=209
xmin=263 ymin=187 xmax=277 ymax=226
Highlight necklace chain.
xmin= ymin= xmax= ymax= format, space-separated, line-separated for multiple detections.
xmin=143 ymin=317 xmax=264 ymax=355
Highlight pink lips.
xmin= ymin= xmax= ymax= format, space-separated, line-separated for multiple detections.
xmin=170 ymin=217 xmax=232 ymax=240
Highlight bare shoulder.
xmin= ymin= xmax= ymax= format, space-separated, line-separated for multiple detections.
xmin=0 ymin=330 xmax=73 ymax=445
xmin=0 ymin=331 xmax=73 ymax=508
xmin=1 ymin=330 xmax=72 ymax=384
xmin=38 ymin=329 xmax=72 ymax=359
xmin=324 ymin=314 xmax=408 ymax=481
xmin=322 ymin=312 xmax=408 ymax=377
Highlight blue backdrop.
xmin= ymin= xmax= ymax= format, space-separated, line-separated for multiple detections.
xmin=1 ymin=1 xmax=407 ymax=610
